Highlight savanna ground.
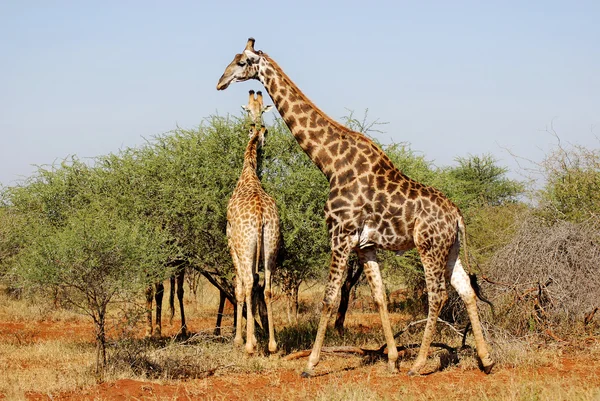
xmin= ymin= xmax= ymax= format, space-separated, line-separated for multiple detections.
xmin=1 ymin=280 xmax=599 ymax=401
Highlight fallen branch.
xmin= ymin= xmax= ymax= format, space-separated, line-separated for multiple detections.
xmin=283 ymin=318 xmax=469 ymax=362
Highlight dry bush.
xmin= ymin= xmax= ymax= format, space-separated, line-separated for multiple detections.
xmin=483 ymin=214 xmax=600 ymax=338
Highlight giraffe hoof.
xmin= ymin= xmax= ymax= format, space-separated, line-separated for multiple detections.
xmin=300 ymin=371 xmax=313 ymax=379
xmin=483 ymin=362 xmax=495 ymax=375
xmin=407 ymin=370 xmax=421 ymax=377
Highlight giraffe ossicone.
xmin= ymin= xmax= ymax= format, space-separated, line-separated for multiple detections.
xmin=217 ymin=38 xmax=494 ymax=376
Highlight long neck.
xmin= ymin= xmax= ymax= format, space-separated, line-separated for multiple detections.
xmin=257 ymin=54 xmax=357 ymax=179
xmin=241 ymin=134 xmax=260 ymax=178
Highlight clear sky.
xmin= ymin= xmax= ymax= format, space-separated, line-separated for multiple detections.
xmin=1 ymin=1 xmax=598 ymax=187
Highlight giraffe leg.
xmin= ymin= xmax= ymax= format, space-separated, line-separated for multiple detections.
xmin=244 ymin=273 xmax=256 ymax=355
xmin=234 ymin=274 xmax=245 ymax=347
xmin=154 ymin=282 xmax=164 ymax=338
xmin=176 ymin=269 xmax=187 ymax=337
xmin=446 ymin=239 xmax=494 ymax=373
xmin=145 ymin=285 xmax=154 ymax=337
xmin=408 ymin=254 xmax=447 ymax=376
xmin=358 ymin=248 xmax=398 ymax=373
xmin=263 ymin=227 xmax=278 ymax=353
xmin=302 ymin=249 xmax=349 ymax=377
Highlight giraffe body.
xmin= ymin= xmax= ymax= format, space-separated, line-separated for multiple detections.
xmin=227 ymin=94 xmax=279 ymax=354
xmin=217 ymin=39 xmax=494 ymax=375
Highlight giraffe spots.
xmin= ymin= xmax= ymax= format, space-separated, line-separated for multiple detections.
xmin=309 ymin=112 xmax=318 ymax=128
xmin=279 ymin=100 xmax=289 ymax=115
xmin=298 ymin=116 xmax=308 ymax=127
xmin=337 ymin=168 xmax=356 ymax=184
xmin=345 ymin=146 xmax=358 ymax=165
xmin=355 ymin=154 xmax=369 ymax=175
xmin=286 ymin=115 xmax=297 ymax=130
xmin=404 ymin=201 xmax=415 ymax=219
xmin=334 ymin=158 xmax=350 ymax=171
xmin=328 ymin=142 xmax=339 ymax=155
xmin=307 ymin=129 xmax=324 ymax=144
xmin=292 ymin=104 xmax=302 ymax=114
xmin=339 ymin=140 xmax=349 ymax=155
xmin=374 ymin=192 xmax=388 ymax=208
xmin=342 ymin=180 xmax=359 ymax=198
xmin=264 ymin=68 xmax=274 ymax=77
xmin=408 ymin=187 xmax=420 ymax=200
xmin=279 ymin=87 xmax=288 ymax=97
xmin=329 ymin=197 xmax=351 ymax=211
xmin=271 ymin=81 xmax=279 ymax=93
xmin=358 ymin=175 xmax=371 ymax=188
xmin=300 ymin=104 xmax=312 ymax=113
xmin=375 ymin=175 xmax=386 ymax=190
xmin=316 ymin=149 xmax=332 ymax=167
xmin=390 ymin=192 xmax=406 ymax=206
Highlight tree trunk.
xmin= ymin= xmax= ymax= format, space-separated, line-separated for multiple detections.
xmin=335 ymin=260 xmax=364 ymax=335
xmin=94 ymin=308 xmax=107 ymax=379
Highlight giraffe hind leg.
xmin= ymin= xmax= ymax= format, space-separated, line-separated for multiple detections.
xmin=408 ymin=253 xmax=448 ymax=376
xmin=446 ymin=239 xmax=494 ymax=373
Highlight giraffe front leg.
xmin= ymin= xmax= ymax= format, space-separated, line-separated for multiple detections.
xmin=302 ymin=249 xmax=349 ymax=378
xmin=358 ymin=248 xmax=398 ymax=373
xmin=154 ymin=282 xmax=164 ymax=338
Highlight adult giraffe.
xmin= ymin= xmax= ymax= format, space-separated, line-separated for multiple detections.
xmin=216 ymin=38 xmax=494 ymax=376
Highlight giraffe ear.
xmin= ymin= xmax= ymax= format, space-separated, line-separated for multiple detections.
xmin=263 ymin=105 xmax=274 ymax=113
xmin=243 ymin=49 xmax=260 ymax=63
xmin=241 ymin=105 xmax=249 ymax=112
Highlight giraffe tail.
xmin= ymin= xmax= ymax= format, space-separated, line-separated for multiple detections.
xmin=255 ymin=215 xmax=264 ymax=277
xmin=457 ymin=218 xmax=495 ymax=314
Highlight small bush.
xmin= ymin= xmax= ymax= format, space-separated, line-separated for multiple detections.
xmin=484 ymin=214 xmax=600 ymax=337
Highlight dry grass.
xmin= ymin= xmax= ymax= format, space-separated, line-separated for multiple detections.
xmin=1 ymin=279 xmax=599 ymax=400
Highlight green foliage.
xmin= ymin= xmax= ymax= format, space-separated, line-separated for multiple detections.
xmin=536 ymin=143 xmax=600 ymax=223
xmin=261 ymin=119 xmax=330 ymax=293
xmin=14 ymin=206 xmax=170 ymax=314
xmin=439 ymin=154 xmax=525 ymax=212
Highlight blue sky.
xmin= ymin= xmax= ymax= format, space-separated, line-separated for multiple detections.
xmin=1 ymin=1 xmax=598 ymax=186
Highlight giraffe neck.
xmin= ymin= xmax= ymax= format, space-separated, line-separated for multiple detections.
xmin=257 ymin=54 xmax=358 ymax=179
xmin=240 ymin=134 xmax=261 ymax=179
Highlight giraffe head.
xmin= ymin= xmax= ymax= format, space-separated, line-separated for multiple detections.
xmin=249 ymin=123 xmax=267 ymax=148
xmin=242 ymin=90 xmax=273 ymax=125
xmin=217 ymin=38 xmax=263 ymax=91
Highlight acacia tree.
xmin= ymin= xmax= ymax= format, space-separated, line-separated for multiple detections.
xmin=8 ymin=162 xmax=170 ymax=375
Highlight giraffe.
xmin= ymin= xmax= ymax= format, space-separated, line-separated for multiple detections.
xmin=242 ymin=89 xmax=273 ymax=124
xmin=145 ymin=260 xmax=187 ymax=338
xmin=216 ymin=38 xmax=494 ymax=376
xmin=226 ymin=93 xmax=279 ymax=354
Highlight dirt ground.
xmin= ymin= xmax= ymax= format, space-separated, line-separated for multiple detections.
xmin=1 ymin=315 xmax=599 ymax=401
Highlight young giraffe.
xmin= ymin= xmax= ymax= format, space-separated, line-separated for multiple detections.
xmin=217 ymin=38 xmax=494 ymax=376
xmin=226 ymin=91 xmax=279 ymax=354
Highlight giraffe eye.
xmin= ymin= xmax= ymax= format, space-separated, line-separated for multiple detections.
xmin=237 ymin=61 xmax=246 ymax=67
